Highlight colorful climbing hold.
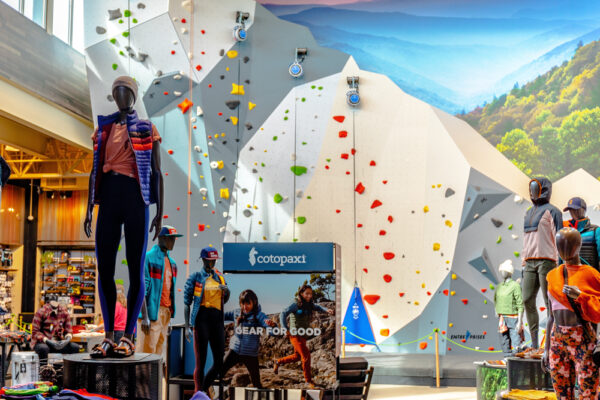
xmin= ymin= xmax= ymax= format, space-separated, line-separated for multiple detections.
xmin=451 ymin=273 xmax=457 ymax=280
xmin=227 ymin=50 xmax=238 ymax=58
xmin=230 ymin=116 xmax=238 ymax=125
xmin=339 ymin=131 xmax=348 ymax=138
xmin=290 ymin=166 xmax=307 ymax=176
xmin=514 ymin=251 xmax=520 ymax=258
xmin=481 ymin=288 xmax=487 ymax=293
xmin=178 ymin=98 xmax=193 ymax=113
xmin=355 ymin=182 xmax=365 ymax=194
xmin=449 ymin=323 xmax=454 ymax=327
xmin=297 ymin=216 xmax=306 ymax=224
xmin=363 ymin=295 xmax=380 ymax=305
xmin=383 ymin=274 xmax=392 ymax=283
xmin=274 ymin=193 xmax=283 ymax=203
xmin=423 ymin=206 xmax=430 ymax=213
xmin=461 ymin=299 xmax=468 ymax=305
xmin=450 ymin=291 xmax=456 ymax=296
xmin=383 ymin=315 xmax=388 ymax=319
xmin=443 ymin=289 xmax=449 ymax=296
xmin=198 ymin=224 xmax=205 ymax=232
xmin=433 ymin=243 xmax=440 ymax=251
xmin=539 ymin=307 xmax=546 ymax=312
xmin=371 ymin=200 xmax=382 ymax=209
xmin=379 ymin=230 xmax=386 ymax=236
xmin=248 ymin=102 xmax=256 ymax=110
xmin=445 ymin=220 xmax=453 ymax=227
xmin=363 ymin=268 xmax=368 ymax=273
xmin=388 ymin=215 xmax=393 ymax=223
xmin=383 ymin=252 xmax=395 ymax=260
xmin=496 ymin=236 xmax=502 ymax=244
xmin=380 ymin=329 xmax=390 ymax=337
xmin=112 ymin=63 xmax=118 ymax=70
xmin=220 ymin=188 xmax=229 ymax=199
xmin=168 ymin=149 xmax=174 ymax=155
xmin=399 ymin=292 xmax=405 ymax=297
xmin=341 ymin=153 xmax=349 ymax=160
xmin=231 ymin=83 xmax=245 ymax=95
xmin=369 ymin=160 xmax=376 ymax=166
xmin=333 ymin=116 xmax=345 ymax=123
xmin=419 ymin=342 xmax=428 ymax=350
xmin=508 ymin=224 xmax=513 ymax=230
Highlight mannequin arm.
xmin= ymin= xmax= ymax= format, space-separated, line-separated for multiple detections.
xmin=149 ymin=141 xmax=163 ymax=241
xmin=516 ymin=312 xmax=524 ymax=332
xmin=184 ymin=304 xmax=192 ymax=342
xmin=83 ymin=172 xmax=94 ymax=238
xmin=140 ymin=300 xmax=150 ymax=334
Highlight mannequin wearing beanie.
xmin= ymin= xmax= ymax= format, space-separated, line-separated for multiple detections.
xmin=84 ymin=76 xmax=164 ymax=358
xmin=494 ymin=260 xmax=524 ymax=357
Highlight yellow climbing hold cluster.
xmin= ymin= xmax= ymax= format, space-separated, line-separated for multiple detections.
xmin=231 ymin=83 xmax=245 ymax=95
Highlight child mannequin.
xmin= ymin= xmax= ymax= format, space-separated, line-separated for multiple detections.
xmin=494 ymin=259 xmax=524 ymax=357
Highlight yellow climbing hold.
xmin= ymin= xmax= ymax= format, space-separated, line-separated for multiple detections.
xmin=445 ymin=220 xmax=453 ymax=227
xmin=263 ymin=236 xmax=267 ymax=240
xmin=214 ymin=133 xmax=220 ymax=138
xmin=226 ymin=67 xmax=230 ymax=71
xmin=231 ymin=83 xmax=245 ymax=95
xmin=423 ymin=205 xmax=429 ymax=213
xmin=222 ymin=133 xmax=226 ymax=137
xmin=451 ymin=273 xmax=457 ymax=280
xmin=415 ymin=301 xmax=420 ymax=306
xmin=433 ymin=243 xmax=440 ymax=251
xmin=248 ymin=102 xmax=256 ymax=110
xmin=207 ymin=225 xmax=211 ymax=229
xmin=431 ymin=185 xmax=435 ymax=188
xmin=416 ymin=270 xmax=420 ymax=274
xmin=421 ymin=283 xmax=426 ymax=288
xmin=437 ymin=184 xmax=441 ymax=188
xmin=254 ymin=205 xmax=258 ymax=209
xmin=231 ymin=116 xmax=238 ymax=125
xmin=446 ymin=260 xmax=450 ymax=264
xmin=247 ymin=204 xmax=251 ymax=208
xmin=450 ymin=291 xmax=456 ymax=296
xmin=217 ymin=160 xmax=224 ymax=169
xmin=227 ymin=50 xmax=238 ymax=58
xmin=220 ymin=188 xmax=229 ymax=199
xmin=203 ymin=153 xmax=208 ymax=157
xmin=258 ymin=221 xmax=263 ymax=225
xmin=429 ymin=336 xmax=433 ymax=340
xmin=449 ymin=323 xmax=454 ymax=327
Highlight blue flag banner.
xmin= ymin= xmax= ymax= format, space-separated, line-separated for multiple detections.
xmin=342 ymin=285 xmax=376 ymax=345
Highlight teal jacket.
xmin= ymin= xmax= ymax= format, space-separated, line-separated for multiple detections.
xmin=144 ymin=244 xmax=177 ymax=321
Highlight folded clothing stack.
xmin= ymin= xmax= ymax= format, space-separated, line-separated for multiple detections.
xmin=503 ymin=389 xmax=557 ymax=400
xmin=0 ymin=381 xmax=57 ymax=399
xmin=51 ymin=389 xmax=118 ymax=400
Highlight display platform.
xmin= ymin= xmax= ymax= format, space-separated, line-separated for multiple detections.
xmin=348 ymin=352 xmax=504 ymax=386
xmin=63 ymin=352 xmax=161 ymax=400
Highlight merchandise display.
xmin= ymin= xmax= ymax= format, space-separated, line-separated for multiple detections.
xmin=0 ymin=247 xmax=15 ymax=327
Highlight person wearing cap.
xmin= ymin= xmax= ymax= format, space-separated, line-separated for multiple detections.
xmin=563 ymin=197 xmax=600 ymax=271
xmin=85 ymin=76 xmax=165 ymax=358
xmin=137 ymin=225 xmax=182 ymax=357
xmin=183 ymin=246 xmax=230 ymax=394
xmin=494 ymin=259 xmax=524 ymax=357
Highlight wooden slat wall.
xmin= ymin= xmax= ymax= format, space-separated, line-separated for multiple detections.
xmin=37 ymin=190 xmax=93 ymax=243
xmin=0 ymin=2 xmax=91 ymax=120
xmin=0 ymin=185 xmax=25 ymax=245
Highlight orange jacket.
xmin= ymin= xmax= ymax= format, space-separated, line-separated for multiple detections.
xmin=547 ymin=264 xmax=600 ymax=323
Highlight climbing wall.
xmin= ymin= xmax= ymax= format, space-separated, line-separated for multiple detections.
xmin=84 ymin=0 xmax=545 ymax=355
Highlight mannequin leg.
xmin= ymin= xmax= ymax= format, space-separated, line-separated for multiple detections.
xmin=194 ymin=310 xmax=210 ymax=393
xmin=122 ymin=202 xmax=149 ymax=335
xmin=522 ymin=261 xmax=541 ymax=348
xmin=538 ymin=260 xmax=556 ymax=310
xmin=202 ymin=309 xmax=225 ymax=391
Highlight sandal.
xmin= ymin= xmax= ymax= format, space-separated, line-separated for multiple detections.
xmin=113 ymin=337 xmax=135 ymax=358
xmin=90 ymin=338 xmax=116 ymax=359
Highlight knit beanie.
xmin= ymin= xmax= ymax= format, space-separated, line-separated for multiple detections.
xmin=498 ymin=259 xmax=514 ymax=275
xmin=112 ymin=76 xmax=138 ymax=102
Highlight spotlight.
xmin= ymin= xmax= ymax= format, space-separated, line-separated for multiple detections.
xmin=289 ymin=48 xmax=308 ymax=78
xmin=346 ymin=76 xmax=360 ymax=107
xmin=234 ymin=11 xmax=250 ymax=42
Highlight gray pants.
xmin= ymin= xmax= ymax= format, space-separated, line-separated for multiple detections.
xmin=522 ymin=259 xmax=556 ymax=348
xmin=499 ymin=316 xmax=522 ymax=356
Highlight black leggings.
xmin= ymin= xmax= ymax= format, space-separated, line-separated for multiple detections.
xmin=194 ymin=307 xmax=225 ymax=392
xmin=96 ymin=173 xmax=149 ymax=335
xmin=223 ymin=349 xmax=262 ymax=388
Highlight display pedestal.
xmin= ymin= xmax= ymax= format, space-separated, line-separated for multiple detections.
xmin=63 ymin=353 xmax=161 ymax=400
xmin=506 ymin=357 xmax=552 ymax=391
xmin=474 ymin=361 xmax=507 ymax=400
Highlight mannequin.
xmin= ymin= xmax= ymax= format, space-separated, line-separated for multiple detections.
xmin=543 ymin=228 xmax=600 ymax=400
xmin=522 ymin=177 xmax=562 ymax=348
xmin=563 ymin=197 xmax=600 ymax=271
xmin=494 ymin=260 xmax=524 ymax=357
xmin=32 ymin=295 xmax=80 ymax=364
xmin=84 ymin=76 xmax=164 ymax=358
xmin=183 ymin=246 xmax=230 ymax=394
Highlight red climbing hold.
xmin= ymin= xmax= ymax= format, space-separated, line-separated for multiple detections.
xmin=363 ymin=268 xmax=368 ymax=273
xmin=181 ymin=18 xmax=186 ymax=23
xmin=198 ymin=224 xmax=205 ymax=231
xmin=442 ymin=331 xmax=446 ymax=335
xmin=388 ymin=215 xmax=394 ymax=223
xmin=481 ymin=288 xmax=487 ymax=293
xmin=539 ymin=306 xmax=546 ymax=312
xmin=382 ymin=180 xmax=388 ymax=184
xmin=379 ymin=230 xmax=386 ymax=236
xmin=383 ymin=315 xmax=388 ymax=319
xmin=371 ymin=200 xmax=382 ymax=209
xmin=357 ymin=223 xmax=363 ymax=228
xmin=351 ymin=148 xmax=356 ymax=155
xmin=218 ymin=112 xmax=223 ymax=116
xmin=325 ymin=165 xmax=330 ymax=170
xmin=443 ymin=289 xmax=449 ymax=296
xmin=163 ymin=91 xmax=169 ymax=95
xmin=419 ymin=342 xmax=428 ymax=350
xmin=184 ymin=260 xmax=188 ymax=265
xmin=370 ymin=160 xmax=376 ymax=166
xmin=168 ymin=149 xmax=174 ymax=155
xmin=383 ymin=252 xmax=395 ymax=260
xmin=197 ymin=161 xmax=202 ymax=165
xmin=461 ymin=339 xmax=466 ymax=343
xmin=208 ymin=84 xmax=212 ymax=88
xmin=383 ymin=274 xmax=392 ymax=283
xmin=399 ymin=292 xmax=405 ymax=297
xmin=339 ymin=131 xmax=348 ymax=138
xmin=488 ymin=347 xmax=495 ymax=351
xmin=336 ymin=209 xmax=341 ymax=214
xmin=171 ymin=50 xmax=176 ymax=55
xmin=346 ymin=171 xmax=350 ymax=175
xmin=163 ymin=215 xmax=169 ymax=219
xmin=461 ymin=299 xmax=468 ymax=305
xmin=355 ymin=182 xmax=365 ymax=194
xmin=365 ymin=245 xmax=370 ymax=250
xmin=427 ymin=291 xmax=432 ymax=296
xmin=483 ymin=331 xmax=487 ymax=335
xmin=363 ymin=295 xmax=380 ymax=305
xmin=177 ymin=207 xmax=180 ymax=211
xmin=333 ymin=116 xmax=345 ymax=123
xmin=341 ymin=153 xmax=349 ymax=160
xmin=196 ymin=65 xmax=202 ymax=71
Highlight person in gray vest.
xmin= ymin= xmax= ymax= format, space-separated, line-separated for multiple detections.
xmin=563 ymin=197 xmax=600 ymax=271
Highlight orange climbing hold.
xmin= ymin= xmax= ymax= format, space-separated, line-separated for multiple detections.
xmin=383 ymin=252 xmax=395 ymax=260
xmin=168 ymin=149 xmax=174 ymax=155
xmin=380 ymin=329 xmax=390 ymax=337
xmin=442 ymin=331 xmax=446 ymax=335
xmin=383 ymin=274 xmax=392 ymax=283
xmin=363 ymin=295 xmax=380 ymax=305
xmin=383 ymin=315 xmax=388 ymax=319
xmin=488 ymin=347 xmax=495 ymax=351
xmin=461 ymin=299 xmax=468 ymax=305
xmin=333 ymin=116 xmax=345 ymax=123
xmin=183 ymin=260 xmax=188 ymax=265
xmin=419 ymin=342 xmax=428 ymax=350
xmin=371 ymin=200 xmax=382 ymax=209
xmin=178 ymin=98 xmax=193 ymax=113
xmin=339 ymin=131 xmax=348 ymax=138
xmin=355 ymin=182 xmax=365 ymax=194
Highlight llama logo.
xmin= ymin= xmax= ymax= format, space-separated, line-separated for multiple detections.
xmin=249 ymin=247 xmax=258 ymax=267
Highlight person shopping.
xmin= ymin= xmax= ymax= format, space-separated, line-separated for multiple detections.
xmin=542 ymin=227 xmax=600 ymax=400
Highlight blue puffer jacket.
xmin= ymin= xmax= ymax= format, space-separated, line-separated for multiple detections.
xmin=564 ymin=218 xmax=600 ymax=270
xmin=224 ymin=305 xmax=271 ymax=356
xmin=183 ymin=268 xmax=229 ymax=325
xmin=143 ymin=244 xmax=177 ymax=321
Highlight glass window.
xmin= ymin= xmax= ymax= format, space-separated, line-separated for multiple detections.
xmin=52 ymin=0 xmax=70 ymax=44
xmin=71 ymin=0 xmax=83 ymax=52
xmin=23 ymin=0 xmax=45 ymax=27
xmin=1 ymin=0 xmax=20 ymax=11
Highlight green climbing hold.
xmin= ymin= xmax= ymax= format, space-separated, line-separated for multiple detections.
xmin=124 ymin=9 xmax=131 ymax=17
xmin=261 ymin=163 xmax=265 ymax=167
xmin=273 ymin=136 xmax=278 ymax=141
xmin=132 ymin=18 xmax=138 ymax=23
xmin=318 ymin=86 xmax=323 ymax=90
xmin=326 ymin=158 xmax=331 ymax=162
xmin=293 ymin=238 xmax=299 ymax=242
xmin=259 ymin=177 xmax=263 ymax=182
xmin=119 ymin=50 xmax=125 ymax=56
xmin=274 ymin=193 xmax=283 ymax=204
xmin=301 ymin=97 xmax=306 ymax=102
xmin=121 ymin=259 xmax=128 ymax=265
xmin=110 ymin=38 xmax=117 ymax=44
xmin=307 ymin=196 xmax=312 ymax=199
xmin=118 ymin=244 xmax=122 ymax=251
xmin=514 ymin=251 xmax=520 ymax=258
xmin=285 ymin=109 xmax=289 ymax=114
xmin=311 ymin=85 xmax=316 ymax=89
xmin=433 ymin=328 xmax=439 ymax=333
xmin=115 ymin=279 xmax=124 ymax=285
xmin=484 ymin=300 xmax=488 ymax=304
xmin=508 ymin=224 xmax=513 ymax=230
xmin=283 ymin=117 xmax=288 ymax=121
xmin=290 ymin=166 xmax=307 ymax=176
xmin=122 ymin=31 xmax=130 ymax=37
xmin=297 ymin=216 xmax=306 ymax=224
xmin=118 ymin=19 xmax=124 ymax=24
xmin=496 ymin=236 xmax=502 ymax=244
xmin=489 ymin=284 xmax=495 ymax=290
xmin=302 ymin=142 xmax=307 ymax=145
xmin=112 ymin=63 xmax=118 ymax=70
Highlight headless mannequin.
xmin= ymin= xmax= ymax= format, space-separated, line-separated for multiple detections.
xmin=542 ymin=228 xmax=583 ymax=371
xmin=184 ymin=258 xmax=217 ymax=341
xmin=84 ymin=83 xmax=164 ymax=356
xmin=570 ymin=208 xmax=586 ymax=221
xmin=496 ymin=270 xmax=524 ymax=331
